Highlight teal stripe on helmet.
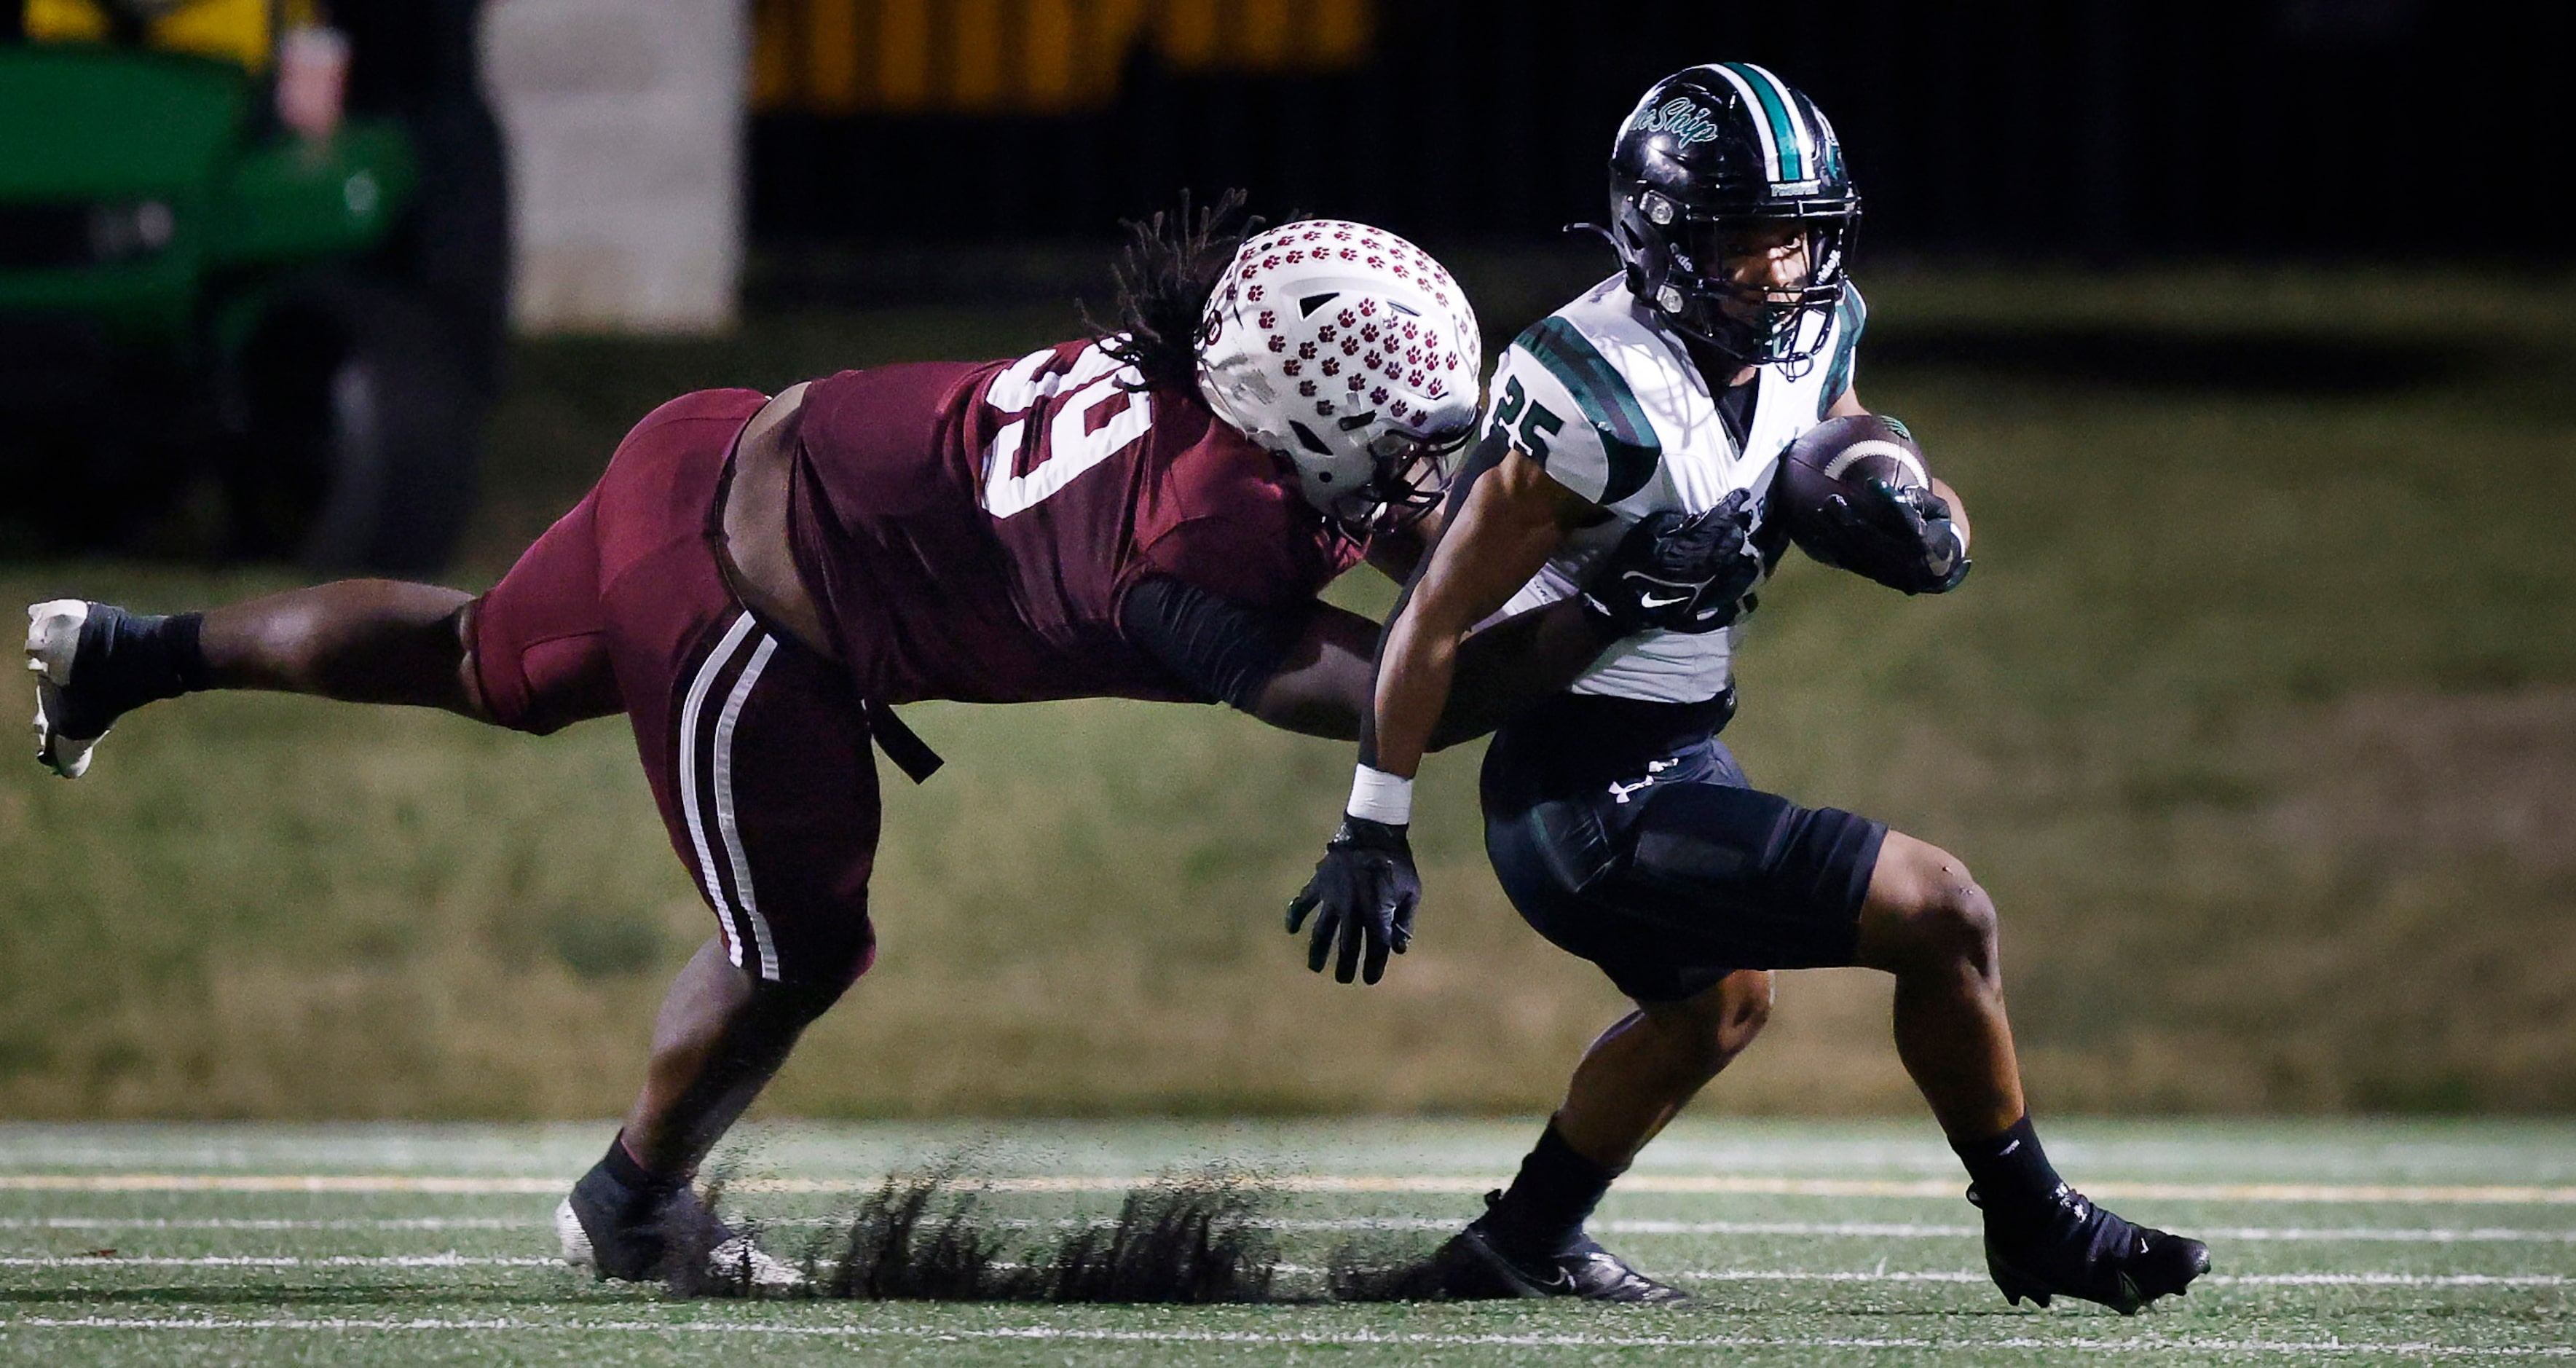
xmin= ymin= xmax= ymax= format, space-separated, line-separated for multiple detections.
xmin=1722 ymin=62 xmax=1805 ymax=184
xmin=1519 ymin=318 xmax=1661 ymax=504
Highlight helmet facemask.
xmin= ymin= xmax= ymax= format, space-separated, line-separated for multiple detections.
xmin=1627 ymin=192 xmax=1856 ymax=373
xmin=1285 ymin=412 xmax=1470 ymax=538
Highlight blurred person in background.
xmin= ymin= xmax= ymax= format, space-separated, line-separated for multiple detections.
xmin=1288 ymin=65 xmax=2212 ymax=1311
xmin=26 ymin=200 xmax=1752 ymax=1284
xmin=15 ymin=0 xmax=508 ymax=394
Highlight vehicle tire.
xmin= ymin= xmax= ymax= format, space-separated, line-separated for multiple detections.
xmin=227 ymin=281 xmax=483 ymax=575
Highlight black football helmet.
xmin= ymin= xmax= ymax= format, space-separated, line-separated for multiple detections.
xmin=1606 ymin=63 xmax=1859 ymax=371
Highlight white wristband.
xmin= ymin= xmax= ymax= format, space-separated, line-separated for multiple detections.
xmin=1345 ymin=765 xmax=1414 ymax=826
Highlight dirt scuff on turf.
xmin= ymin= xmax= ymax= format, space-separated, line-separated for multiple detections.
xmin=676 ymin=1164 xmax=1462 ymax=1304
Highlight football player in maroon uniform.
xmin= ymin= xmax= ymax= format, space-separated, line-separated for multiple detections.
xmin=26 ymin=200 xmax=1757 ymax=1284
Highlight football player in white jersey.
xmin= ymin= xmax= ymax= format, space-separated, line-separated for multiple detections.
xmin=1289 ymin=65 xmax=2210 ymax=1310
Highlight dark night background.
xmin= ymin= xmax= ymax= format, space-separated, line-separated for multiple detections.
xmin=749 ymin=0 xmax=2572 ymax=262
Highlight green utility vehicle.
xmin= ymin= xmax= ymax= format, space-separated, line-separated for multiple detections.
xmin=1 ymin=3 xmax=503 ymax=572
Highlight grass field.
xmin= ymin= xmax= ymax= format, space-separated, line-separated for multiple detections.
xmin=0 ymin=1117 xmax=2569 ymax=1364
xmin=2 ymin=262 xmax=2572 ymax=1120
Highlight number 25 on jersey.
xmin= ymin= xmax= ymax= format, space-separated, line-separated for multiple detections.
xmin=1488 ymin=375 xmax=1564 ymax=461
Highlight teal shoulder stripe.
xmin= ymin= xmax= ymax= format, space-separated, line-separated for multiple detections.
xmin=1722 ymin=62 xmax=1803 ymax=183
xmin=1519 ymin=317 xmax=1661 ymax=504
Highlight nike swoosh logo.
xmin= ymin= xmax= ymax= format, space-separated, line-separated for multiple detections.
xmin=1639 ymin=591 xmax=1690 ymax=608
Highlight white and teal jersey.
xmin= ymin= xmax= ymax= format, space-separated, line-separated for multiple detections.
xmin=1486 ymin=275 xmax=1866 ymax=704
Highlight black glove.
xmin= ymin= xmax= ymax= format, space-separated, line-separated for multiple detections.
xmin=1812 ymin=478 xmax=1972 ymax=594
xmin=1285 ymin=817 xmax=1419 ymax=985
xmin=1580 ymin=491 xmax=1765 ymax=635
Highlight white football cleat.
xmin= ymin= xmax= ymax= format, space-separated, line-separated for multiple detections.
xmin=27 ymin=599 xmax=99 ymax=779
xmin=554 ymin=1195 xmax=594 ymax=1270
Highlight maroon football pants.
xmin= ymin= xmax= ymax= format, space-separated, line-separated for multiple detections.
xmin=468 ymin=390 xmax=880 ymax=988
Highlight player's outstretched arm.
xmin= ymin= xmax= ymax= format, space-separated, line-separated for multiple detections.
xmin=1121 ymin=507 xmax=1752 ymax=747
xmin=1238 ymin=516 xmax=1752 ymax=747
xmin=1194 ymin=599 xmax=1610 ymax=746
xmin=1368 ymin=449 xmax=1590 ymax=779
xmin=1285 ymin=449 xmax=1591 ymax=984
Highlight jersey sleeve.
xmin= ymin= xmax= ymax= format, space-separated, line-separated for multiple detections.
xmin=1117 ymin=575 xmax=1312 ymax=710
xmin=1816 ymin=280 xmax=1867 ymax=417
xmin=1484 ymin=316 xmax=1663 ymax=507
xmin=1133 ymin=511 xmax=1345 ymax=610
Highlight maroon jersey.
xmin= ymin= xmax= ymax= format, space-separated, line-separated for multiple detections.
xmin=788 ymin=339 xmax=1364 ymax=705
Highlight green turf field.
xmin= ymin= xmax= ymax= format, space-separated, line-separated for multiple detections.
xmin=0 ymin=1118 xmax=2567 ymax=1363
xmin=9 ymin=264 xmax=2570 ymax=1122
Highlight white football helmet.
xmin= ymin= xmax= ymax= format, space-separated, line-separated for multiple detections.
xmin=1197 ymin=220 xmax=1483 ymax=533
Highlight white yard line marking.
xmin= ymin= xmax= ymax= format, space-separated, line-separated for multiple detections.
xmin=1 ymin=1315 xmax=2573 ymax=1356
xmin=2222 ymin=1273 xmax=2570 ymax=1288
xmin=954 ymin=1216 xmax=2576 ymax=1246
xmin=1 ymin=1251 xmax=2561 ymax=1289
xmin=5 ymin=1174 xmax=2573 ymax=1203
xmin=1677 ymin=1270 xmax=2572 ymax=1289
xmin=2200 ymin=1226 xmax=2576 ymax=1245
xmin=0 ymin=1255 xmax=557 ymax=1268
xmin=11 ymin=1214 xmax=2574 ymax=1243
xmin=0 ymin=1218 xmax=535 ymax=1232
xmin=0 ymin=1176 xmax=565 ymax=1195
xmin=1608 ymin=1219 xmax=2576 ymax=1243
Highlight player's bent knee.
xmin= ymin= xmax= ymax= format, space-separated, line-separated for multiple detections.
xmin=452 ymin=601 xmax=497 ymax=724
xmin=1709 ymin=1004 xmax=1769 ymax=1064
xmin=1923 ymin=878 xmax=2001 ymax=978
xmin=1710 ymin=969 xmax=1773 ymax=1054
xmin=767 ymin=933 xmax=878 ymax=1017
xmin=750 ymin=973 xmax=854 ymax=1029
xmin=1860 ymin=834 xmax=1998 ymax=968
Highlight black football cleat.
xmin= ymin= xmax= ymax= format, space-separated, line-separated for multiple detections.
xmin=556 ymin=1164 xmax=803 ymax=1290
xmin=1973 ymin=1182 xmax=2210 ymax=1314
xmin=1433 ymin=1194 xmax=1690 ymax=1304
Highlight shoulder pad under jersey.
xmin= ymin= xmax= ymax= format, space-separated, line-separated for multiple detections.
xmin=1485 ymin=312 xmax=1665 ymax=506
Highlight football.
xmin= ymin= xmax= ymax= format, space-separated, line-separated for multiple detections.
xmin=1773 ymin=413 xmax=1931 ymax=556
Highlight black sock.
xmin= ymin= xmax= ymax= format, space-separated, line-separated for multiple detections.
xmin=1485 ymin=1120 xmax=1620 ymax=1254
xmin=165 ymin=613 xmax=209 ymax=693
xmin=76 ymin=608 xmax=208 ymax=709
xmin=596 ymin=1132 xmax=677 ymax=1198
xmin=1953 ymin=1115 xmax=2066 ymax=1219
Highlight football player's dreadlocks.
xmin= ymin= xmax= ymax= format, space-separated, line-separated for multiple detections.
xmin=1087 ymin=189 xmax=1260 ymax=392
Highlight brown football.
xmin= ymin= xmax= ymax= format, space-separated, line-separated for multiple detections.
xmin=1773 ymin=414 xmax=1930 ymax=556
